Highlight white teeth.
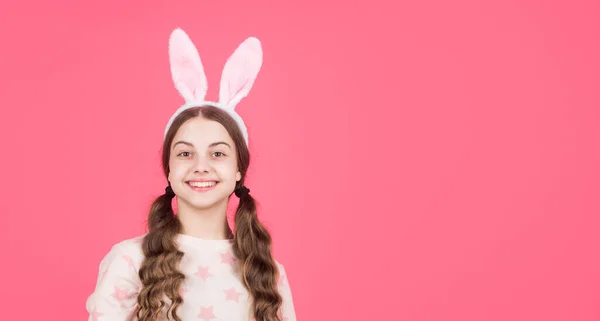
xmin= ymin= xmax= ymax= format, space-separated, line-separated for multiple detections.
xmin=189 ymin=181 xmax=217 ymax=188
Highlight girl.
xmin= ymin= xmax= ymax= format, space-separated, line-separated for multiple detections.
xmin=85 ymin=28 xmax=297 ymax=321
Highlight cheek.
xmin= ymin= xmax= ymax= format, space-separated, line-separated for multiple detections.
xmin=216 ymin=161 xmax=239 ymax=180
xmin=169 ymin=160 xmax=189 ymax=179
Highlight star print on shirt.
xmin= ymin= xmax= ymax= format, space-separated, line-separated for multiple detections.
xmin=90 ymin=307 xmax=103 ymax=321
xmin=224 ymin=287 xmax=242 ymax=302
xmin=112 ymin=286 xmax=134 ymax=302
xmin=123 ymin=255 xmax=134 ymax=269
xmin=195 ymin=266 xmax=212 ymax=281
xmin=197 ymin=305 xmax=217 ymax=321
xmin=220 ymin=251 xmax=236 ymax=266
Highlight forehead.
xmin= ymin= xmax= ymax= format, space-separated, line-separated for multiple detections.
xmin=172 ymin=117 xmax=234 ymax=148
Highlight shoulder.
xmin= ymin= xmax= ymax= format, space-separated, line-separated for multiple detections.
xmin=272 ymin=260 xmax=297 ymax=318
xmin=98 ymin=234 xmax=146 ymax=270
xmin=274 ymin=259 xmax=291 ymax=279
xmin=86 ymin=235 xmax=146 ymax=317
xmin=274 ymin=260 xmax=286 ymax=272
xmin=113 ymin=234 xmax=145 ymax=253
xmin=108 ymin=234 xmax=144 ymax=255
xmin=273 ymin=259 xmax=295 ymax=298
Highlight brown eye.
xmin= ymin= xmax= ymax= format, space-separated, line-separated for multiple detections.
xmin=213 ymin=152 xmax=225 ymax=157
xmin=178 ymin=152 xmax=191 ymax=157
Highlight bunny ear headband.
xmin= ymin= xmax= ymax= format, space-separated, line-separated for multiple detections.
xmin=164 ymin=28 xmax=263 ymax=145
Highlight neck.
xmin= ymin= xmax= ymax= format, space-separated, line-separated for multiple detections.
xmin=175 ymin=198 xmax=230 ymax=240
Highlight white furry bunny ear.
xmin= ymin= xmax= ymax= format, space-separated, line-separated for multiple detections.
xmin=169 ymin=28 xmax=208 ymax=103
xmin=219 ymin=37 xmax=263 ymax=110
xmin=163 ymin=29 xmax=262 ymax=145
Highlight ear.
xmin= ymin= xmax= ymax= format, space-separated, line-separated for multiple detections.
xmin=219 ymin=37 xmax=263 ymax=110
xmin=236 ymin=170 xmax=242 ymax=182
xmin=169 ymin=28 xmax=208 ymax=103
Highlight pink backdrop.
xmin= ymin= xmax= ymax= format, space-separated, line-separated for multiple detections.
xmin=0 ymin=0 xmax=599 ymax=320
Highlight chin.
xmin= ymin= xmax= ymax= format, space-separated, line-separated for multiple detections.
xmin=187 ymin=196 xmax=229 ymax=210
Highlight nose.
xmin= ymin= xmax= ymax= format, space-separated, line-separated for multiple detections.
xmin=193 ymin=154 xmax=212 ymax=173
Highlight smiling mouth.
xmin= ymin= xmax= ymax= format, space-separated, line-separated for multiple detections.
xmin=187 ymin=181 xmax=219 ymax=189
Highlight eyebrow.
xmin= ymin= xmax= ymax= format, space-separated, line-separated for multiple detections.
xmin=172 ymin=141 xmax=232 ymax=150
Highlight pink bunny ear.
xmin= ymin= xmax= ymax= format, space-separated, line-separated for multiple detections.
xmin=169 ymin=28 xmax=208 ymax=102
xmin=219 ymin=37 xmax=263 ymax=109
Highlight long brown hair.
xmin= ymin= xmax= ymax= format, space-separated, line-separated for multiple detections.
xmin=135 ymin=105 xmax=283 ymax=321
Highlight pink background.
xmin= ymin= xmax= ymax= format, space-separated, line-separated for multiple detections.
xmin=0 ymin=0 xmax=599 ymax=320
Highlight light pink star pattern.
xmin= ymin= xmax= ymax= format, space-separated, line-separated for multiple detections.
xmin=90 ymin=307 xmax=103 ymax=321
xmin=220 ymin=251 xmax=235 ymax=266
xmin=123 ymin=255 xmax=134 ymax=269
xmin=197 ymin=306 xmax=216 ymax=321
xmin=112 ymin=286 xmax=134 ymax=302
xmin=224 ymin=287 xmax=242 ymax=302
xmin=195 ymin=266 xmax=212 ymax=280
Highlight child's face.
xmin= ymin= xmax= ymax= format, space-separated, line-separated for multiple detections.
xmin=168 ymin=116 xmax=241 ymax=211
